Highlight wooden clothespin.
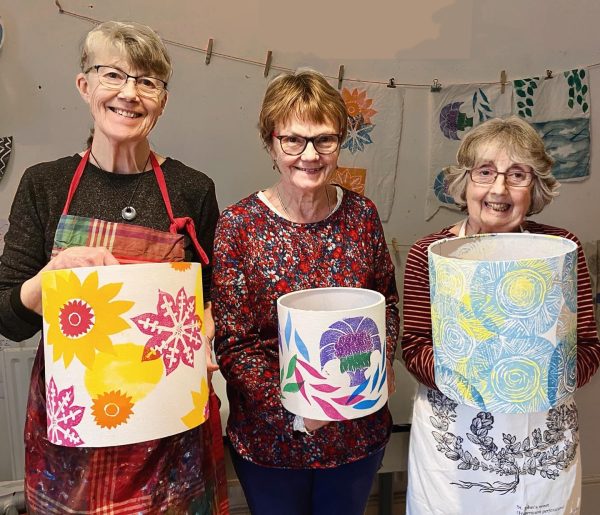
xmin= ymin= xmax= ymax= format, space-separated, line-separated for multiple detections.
xmin=205 ymin=38 xmax=214 ymax=65
xmin=391 ymin=237 xmax=400 ymax=254
xmin=337 ymin=65 xmax=345 ymax=90
xmin=387 ymin=78 xmax=397 ymax=89
xmin=55 ymin=0 xmax=64 ymax=12
xmin=500 ymin=70 xmax=507 ymax=93
xmin=545 ymin=69 xmax=554 ymax=80
xmin=263 ymin=50 xmax=273 ymax=78
xmin=430 ymin=78 xmax=442 ymax=92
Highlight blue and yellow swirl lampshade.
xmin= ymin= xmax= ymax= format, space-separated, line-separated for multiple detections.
xmin=277 ymin=287 xmax=387 ymax=421
xmin=428 ymin=233 xmax=577 ymax=413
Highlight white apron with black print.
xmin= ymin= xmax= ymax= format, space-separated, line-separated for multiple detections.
xmin=406 ymin=384 xmax=581 ymax=515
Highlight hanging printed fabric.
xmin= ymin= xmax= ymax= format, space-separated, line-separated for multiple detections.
xmin=334 ymin=83 xmax=404 ymax=222
xmin=0 ymin=136 xmax=13 ymax=182
xmin=427 ymin=84 xmax=512 ymax=219
xmin=513 ymin=69 xmax=590 ymax=181
xmin=41 ymin=262 xmax=209 ymax=447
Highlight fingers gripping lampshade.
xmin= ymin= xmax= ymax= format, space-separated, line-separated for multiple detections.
xmin=41 ymin=262 xmax=209 ymax=447
xmin=428 ymin=233 xmax=578 ymax=413
xmin=277 ymin=287 xmax=387 ymax=421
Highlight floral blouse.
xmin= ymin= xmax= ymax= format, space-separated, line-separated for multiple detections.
xmin=212 ymin=189 xmax=400 ymax=468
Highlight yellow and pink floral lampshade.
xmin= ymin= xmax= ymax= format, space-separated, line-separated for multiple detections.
xmin=41 ymin=262 xmax=209 ymax=447
xmin=428 ymin=233 xmax=578 ymax=413
xmin=277 ymin=287 xmax=387 ymax=421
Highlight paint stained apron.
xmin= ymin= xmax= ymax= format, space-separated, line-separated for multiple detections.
xmin=24 ymin=150 xmax=228 ymax=515
xmin=407 ymin=385 xmax=580 ymax=514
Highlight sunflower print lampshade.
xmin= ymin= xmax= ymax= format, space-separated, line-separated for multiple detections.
xmin=41 ymin=262 xmax=209 ymax=447
xmin=277 ymin=287 xmax=387 ymax=421
xmin=428 ymin=233 xmax=578 ymax=413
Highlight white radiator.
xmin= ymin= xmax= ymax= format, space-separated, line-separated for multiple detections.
xmin=0 ymin=345 xmax=37 ymax=481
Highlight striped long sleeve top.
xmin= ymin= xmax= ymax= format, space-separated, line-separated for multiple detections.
xmin=401 ymin=220 xmax=600 ymax=390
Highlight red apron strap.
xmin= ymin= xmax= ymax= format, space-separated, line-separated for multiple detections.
xmin=150 ymin=153 xmax=210 ymax=265
xmin=63 ymin=149 xmax=91 ymax=215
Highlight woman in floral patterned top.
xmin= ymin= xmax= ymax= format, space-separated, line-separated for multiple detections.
xmin=212 ymin=69 xmax=400 ymax=515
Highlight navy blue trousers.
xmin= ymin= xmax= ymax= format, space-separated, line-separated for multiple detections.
xmin=230 ymin=445 xmax=385 ymax=515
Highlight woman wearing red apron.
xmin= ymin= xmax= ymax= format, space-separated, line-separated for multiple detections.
xmin=0 ymin=21 xmax=228 ymax=514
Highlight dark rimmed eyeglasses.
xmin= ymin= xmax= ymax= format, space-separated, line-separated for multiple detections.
xmin=467 ymin=166 xmax=535 ymax=187
xmin=272 ymin=133 xmax=342 ymax=156
xmin=84 ymin=65 xmax=168 ymax=97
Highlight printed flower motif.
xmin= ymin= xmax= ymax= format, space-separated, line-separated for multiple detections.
xmin=46 ymin=377 xmax=85 ymax=447
xmin=469 ymin=334 xmax=554 ymax=412
xmin=341 ymin=88 xmax=377 ymax=124
xmin=43 ymin=271 xmax=134 ymax=368
xmin=170 ymin=262 xmax=192 ymax=272
xmin=329 ymin=167 xmax=366 ymax=195
xmin=91 ymin=390 xmax=134 ymax=428
xmin=132 ymin=287 xmax=203 ymax=375
xmin=470 ymin=259 xmax=562 ymax=339
xmin=548 ymin=305 xmax=577 ymax=405
xmin=319 ymin=316 xmax=381 ymax=386
xmin=181 ymin=378 xmax=210 ymax=428
xmin=433 ymin=169 xmax=456 ymax=205
xmin=439 ymin=101 xmax=473 ymax=140
xmin=341 ymin=115 xmax=375 ymax=154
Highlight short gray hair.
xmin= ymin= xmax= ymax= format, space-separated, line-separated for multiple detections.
xmin=80 ymin=20 xmax=172 ymax=83
xmin=444 ymin=116 xmax=559 ymax=215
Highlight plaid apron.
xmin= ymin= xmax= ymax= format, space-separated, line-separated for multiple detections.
xmin=24 ymin=150 xmax=229 ymax=514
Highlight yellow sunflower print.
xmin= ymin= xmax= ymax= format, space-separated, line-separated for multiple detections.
xmin=42 ymin=270 xmax=134 ymax=368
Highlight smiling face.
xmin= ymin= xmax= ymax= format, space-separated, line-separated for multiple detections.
xmin=466 ymin=145 xmax=533 ymax=234
xmin=270 ymin=116 xmax=340 ymax=193
xmin=76 ymin=42 xmax=167 ymax=145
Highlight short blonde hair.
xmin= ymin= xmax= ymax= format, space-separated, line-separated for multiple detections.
xmin=259 ymin=69 xmax=348 ymax=150
xmin=445 ymin=116 xmax=558 ymax=215
xmin=80 ymin=21 xmax=172 ymax=83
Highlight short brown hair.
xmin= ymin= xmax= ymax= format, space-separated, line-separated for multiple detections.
xmin=80 ymin=21 xmax=172 ymax=83
xmin=259 ymin=69 xmax=348 ymax=150
xmin=445 ymin=116 xmax=558 ymax=215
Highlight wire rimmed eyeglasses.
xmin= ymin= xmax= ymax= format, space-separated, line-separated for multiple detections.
xmin=467 ymin=166 xmax=535 ymax=187
xmin=84 ymin=65 xmax=168 ymax=98
xmin=272 ymin=133 xmax=342 ymax=156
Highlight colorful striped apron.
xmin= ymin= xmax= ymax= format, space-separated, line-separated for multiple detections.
xmin=24 ymin=150 xmax=229 ymax=514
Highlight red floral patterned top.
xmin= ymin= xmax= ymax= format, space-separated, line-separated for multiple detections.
xmin=212 ymin=189 xmax=400 ymax=468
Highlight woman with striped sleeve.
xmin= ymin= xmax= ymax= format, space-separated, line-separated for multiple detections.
xmin=402 ymin=116 xmax=600 ymax=515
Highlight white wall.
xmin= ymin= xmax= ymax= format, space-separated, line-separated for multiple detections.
xmin=1 ymin=0 xmax=600 ymax=505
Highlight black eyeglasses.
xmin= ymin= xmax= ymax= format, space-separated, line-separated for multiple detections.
xmin=84 ymin=65 xmax=168 ymax=97
xmin=272 ymin=133 xmax=342 ymax=156
xmin=468 ymin=166 xmax=534 ymax=187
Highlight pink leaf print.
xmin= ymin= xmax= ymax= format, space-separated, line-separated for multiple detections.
xmin=312 ymin=396 xmax=346 ymax=420
xmin=310 ymin=383 xmax=340 ymax=393
xmin=295 ymin=368 xmax=311 ymax=404
xmin=133 ymin=287 xmax=203 ymax=375
xmin=46 ymin=377 xmax=85 ymax=447
xmin=297 ymin=359 xmax=327 ymax=380
xmin=331 ymin=394 xmax=365 ymax=406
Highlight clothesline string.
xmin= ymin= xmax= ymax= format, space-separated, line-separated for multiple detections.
xmin=56 ymin=2 xmax=600 ymax=89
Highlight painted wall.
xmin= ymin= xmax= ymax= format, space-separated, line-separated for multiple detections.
xmin=1 ymin=0 xmax=600 ymax=506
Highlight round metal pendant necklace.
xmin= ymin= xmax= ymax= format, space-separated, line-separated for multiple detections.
xmin=90 ymin=151 xmax=151 ymax=222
